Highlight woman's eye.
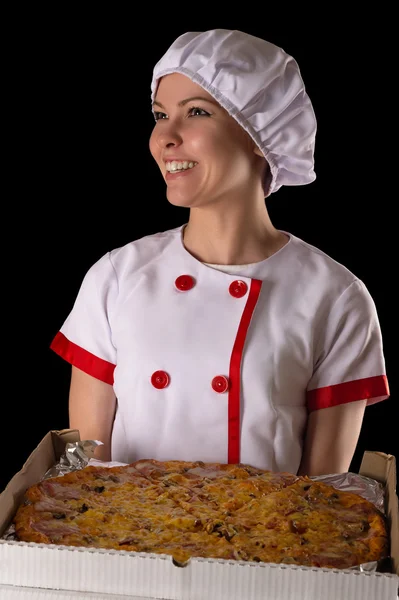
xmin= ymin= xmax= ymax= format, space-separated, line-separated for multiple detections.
xmin=153 ymin=107 xmax=210 ymax=121
xmin=153 ymin=111 xmax=167 ymax=121
xmin=188 ymin=107 xmax=210 ymax=117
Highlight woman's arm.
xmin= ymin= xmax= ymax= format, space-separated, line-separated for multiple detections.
xmin=297 ymin=399 xmax=367 ymax=476
xmin=68 ymin=366 xmax=117 ymax=461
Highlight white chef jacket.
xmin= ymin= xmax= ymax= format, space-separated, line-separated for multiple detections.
xmin=51 ymin=225 xmax=390 ymax=474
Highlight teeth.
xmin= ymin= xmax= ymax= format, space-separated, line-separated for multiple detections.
xmin=166 ymin=161 xmax=197 ymax=172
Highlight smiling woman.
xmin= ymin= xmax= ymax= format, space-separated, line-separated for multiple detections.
xmin=50 ymin=29 xmax=390 ymax=478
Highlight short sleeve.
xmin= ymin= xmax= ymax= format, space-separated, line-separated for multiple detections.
xmin=306 ymin=279 xmax=390 ymax=412
xmin=50 ymin=253 xmax=118 ymax=385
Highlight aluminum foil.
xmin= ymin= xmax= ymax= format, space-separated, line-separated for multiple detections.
xmin=310 ymin=471 xmax=385 ymax=513
xmin=3 ymin=442 xmax=390 ymax=573
xmin=42 ymin=440 xmax=104 ymax=480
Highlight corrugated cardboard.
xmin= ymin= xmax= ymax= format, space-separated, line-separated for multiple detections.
xmin=0 ymin=429 xmax=398 ymax=600
xmin=0 ymin=584 xmax=150 ymax=599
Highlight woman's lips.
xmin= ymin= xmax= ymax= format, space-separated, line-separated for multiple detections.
xmin=165 ymin=164 xmax=198 ymax=181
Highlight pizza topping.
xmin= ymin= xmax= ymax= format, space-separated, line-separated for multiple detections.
xmin=34 ymin=498 xmax=74 ymax=514
xmin=289 ymin=519 xmax=307 ymax=534
xmin=93 ymin=473 xmax=121 ymax=484
xmin=300 ymin=536 xmax=308 ymax=545
xmin=40 ymin=480 xmax=81 ymax=500
xmin=265 ymin=517 xmax=278 ymax=529
xmin=32 ymin=519 xmax=80 ymax=537
xmin=119 ymin=537 xmax=140 ymax=546
xmin=162 ymin=480 xmax=178 ymax=488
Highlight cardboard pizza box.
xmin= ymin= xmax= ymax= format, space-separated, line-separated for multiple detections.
xmin=0 ymin=429 xmax=398 ymax=600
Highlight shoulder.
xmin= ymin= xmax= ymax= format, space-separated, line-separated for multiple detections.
xmin=108 ymin=226 xmax=181 ymax=275
xmin=285 ymin=233 xmax=378 ymax=317
xmin=287 ymin=233 xmax=357 ymax=283
xmin=285 ymin=232 xmax=365 ymax=292
xmin=83 ymin=226 xmax=182 ymax=283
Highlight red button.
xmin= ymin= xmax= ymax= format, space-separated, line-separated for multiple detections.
xmin=151 ymin=370 xmax=170 ymax=389
xmin=175 ymin=275 xmax=195 ymax=291
xmin=229 ymin=280 xmax=248 ymax=298
xmin=212 ymin=375 xmax=229 ymax=394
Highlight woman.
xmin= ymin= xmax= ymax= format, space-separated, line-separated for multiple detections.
xmin=50 ymin=29 xmax=389 ymax=476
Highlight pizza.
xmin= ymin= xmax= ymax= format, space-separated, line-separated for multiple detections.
xmin=13 ymin=459 xmax=389 ymax=569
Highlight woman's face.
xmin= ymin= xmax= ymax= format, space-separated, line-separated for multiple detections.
xmin=149 ymin=73 xmax=265 ymax=209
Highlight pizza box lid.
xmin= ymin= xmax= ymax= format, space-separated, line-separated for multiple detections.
xmin=0 ymin=429 xmax=398 ymax=600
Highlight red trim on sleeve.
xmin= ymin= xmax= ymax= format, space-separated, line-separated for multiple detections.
xmin=228 ymin=279 xmax=262 ymax=464
xmin=307 ymin=375 xmax=390 ymax=412
xmin=50 ymin=331 xmax=115 ymax=385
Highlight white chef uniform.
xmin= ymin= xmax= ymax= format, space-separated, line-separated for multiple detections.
xmin=50 ymin=225 xmax=389 ymax=474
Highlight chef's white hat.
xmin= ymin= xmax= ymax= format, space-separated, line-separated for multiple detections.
xmin=151 ymin=29 xmax=317 ymax=197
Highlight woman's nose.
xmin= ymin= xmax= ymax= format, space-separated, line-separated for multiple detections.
xmin=156 ymin=124 xmax=183 ymax=150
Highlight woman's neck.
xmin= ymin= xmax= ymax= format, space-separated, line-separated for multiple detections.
xmin=183 ymin=205 xmax=288 ymax=266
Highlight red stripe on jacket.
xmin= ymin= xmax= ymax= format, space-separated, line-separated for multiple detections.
xmin=228 ymin=279 xmax=262 ymax=464
xmin=50 ymin=331 xmax=115 ymax=385
xmin=307 ymin=375 xmax=389 ymax=412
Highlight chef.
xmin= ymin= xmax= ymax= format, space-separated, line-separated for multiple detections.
xmin=51 ymin=29 xmax=389 ymax=476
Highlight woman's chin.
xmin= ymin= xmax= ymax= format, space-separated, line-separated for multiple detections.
xmin=166 ymin=191 xmax=201 ymax=209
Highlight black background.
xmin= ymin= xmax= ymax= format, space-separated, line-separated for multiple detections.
xmin=2 ymin=8 xmax=397 ymax=492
